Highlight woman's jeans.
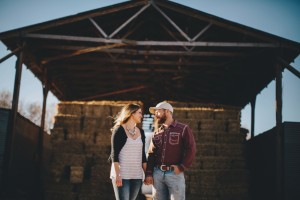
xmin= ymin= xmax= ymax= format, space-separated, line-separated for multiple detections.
xmin=112 ymin=179 xmax=142 ymax=200
xmin=152 ymin=168 xmax=185 ymax=200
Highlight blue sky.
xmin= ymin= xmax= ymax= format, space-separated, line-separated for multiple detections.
xmin=0 ymin=0 xmax=299 ymax=135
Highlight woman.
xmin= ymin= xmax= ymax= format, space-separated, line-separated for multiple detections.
xmin=110 ymin=103 xmax=147 ymax=200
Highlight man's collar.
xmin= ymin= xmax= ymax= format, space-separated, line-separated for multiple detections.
xmin=159 ymin=120 xmax=177 ymax=131
xmin=170 ymin=120 xmax=177 ymax=127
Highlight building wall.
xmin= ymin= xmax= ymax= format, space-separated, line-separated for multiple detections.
xmin=46 ymin=101 xmax=250 ymax=200
xmin=0 ymin=108 xmax=10 ymax=183
xmin=0 ymin=108 xmax=51 ymax=199
xmin=247 ymin=122 xmax=300 ymax=200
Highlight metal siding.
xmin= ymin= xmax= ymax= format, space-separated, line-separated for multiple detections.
xmin=283 ymin=122 xmax=300 ymax=200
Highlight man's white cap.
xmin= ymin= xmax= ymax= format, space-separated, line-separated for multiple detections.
xmin=149 ymin=102 xmax=173 ymax=114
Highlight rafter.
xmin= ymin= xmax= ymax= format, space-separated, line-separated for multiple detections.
xmin=0 ymin=1 xmax=148 ymax=39
xmin=25 ymin=33 xmax=280 ymax=48
xmin=89 ymin=18 xmax=108 ymax=38
xmin=278 ymin=57 xmax=300 ymax=78
xmin=78 ymin=85 xmax=147 ymax=100
xmin=37 ymin=44 xmax=247 ymax=57
xmin=41 ymin=43 xmax=127 ymax=64
xmin=192 ymin=23 xmax=212 ymax=42
xmin=152 ymin=1 xmax=191 ymax=41
xmin=109 ymin=3 xmax=150 ymax=38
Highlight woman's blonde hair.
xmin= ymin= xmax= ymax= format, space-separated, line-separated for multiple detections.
xmin=111 ymin=103 xmax=141 ymax=132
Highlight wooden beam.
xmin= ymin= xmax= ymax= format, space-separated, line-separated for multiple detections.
xmin=275 ymin=63 xmax=283 ymax=126
xmin=0 ymin=46 xmax=23 ymax=64
xmin=89 ymin=18 xmax=107 ymax=38
xmin=155 ymin=0 xmax=300 ymax=49
xmin=275 ymin=63 xmax=283 ymax=200
xmin=152 ymin=1 xmax=191 ymax=41
xmin=45 ymin=56 xmax=219 ymax=67
xmin=2 ymin=49 xmax=23 ymax=189
xmin=37 ymin=44 xmax=246 ymax=57
xmin=36 ymin=69 xmax=49 ymax=199
xmin=50 ymin=67 xmax=188 ymax=75
xmin=0 ymin=1 xmax=148 ymax=39
xmin=109 ymin=3 xmax=150 ymax=38
xmin=250 ymin=98 xmax=256 ymax=138
xmin=24 ymin=33 xmax=280 ymax=48
xmin=79 ymin=85 xmax=146 ymax=100
xmin=192 ymin=23 xmax=212 ymax=42
xmin=278 ymin=57 xmax=300 ymax=79
xmin=42 ymin=43 xmax=127 ymax=64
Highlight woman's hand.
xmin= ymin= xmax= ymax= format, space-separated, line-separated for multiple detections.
xmin=116 ymin=175 xmax=122 ymax=187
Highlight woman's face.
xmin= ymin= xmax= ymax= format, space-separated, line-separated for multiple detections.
xmin=131 ymin=108 xmax=143 ymax=123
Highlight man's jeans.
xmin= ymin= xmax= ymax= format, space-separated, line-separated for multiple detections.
xmin=152 ymin=168 xmax=185 ymax=200
xmin=112 ymin=179 xmax=142 ymax=200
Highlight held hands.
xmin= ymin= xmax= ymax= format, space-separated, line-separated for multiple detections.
xmin=116 ymin=175 xmax=122 ymax=187
xmin=144 ymin=176 xmax=153 ymax=185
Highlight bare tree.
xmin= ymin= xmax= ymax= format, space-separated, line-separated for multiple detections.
xmin=45 ymin=102 xmax=57 ymax=131
xmin=0 ymin=89 xmax=56 ymax=133
xmin=0 ymin=90 xmax=12 ymax=108
xmin=0 ymin=90 xmax=26 ymax=114
xmin=26 ymin=102 xmax=42 ymax=126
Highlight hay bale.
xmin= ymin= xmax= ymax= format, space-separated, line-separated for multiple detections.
xmin=56 ymin=102 xmax=84 ymax=116
xmin=83 ymin=104 xmax=112 ymax=117
xmin=53 ymin=115 xmax=81 ymax=130
xmin=70 ymin=166 xmax=84 ymax=183
xmin=52 ymin=141 xmax=84 ymax=154
xmin=50 ymin=127 xmax=65 ymax=141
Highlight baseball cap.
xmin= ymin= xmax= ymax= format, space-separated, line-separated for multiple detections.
xmin=149 ymin=102 xmax=173 ymax=114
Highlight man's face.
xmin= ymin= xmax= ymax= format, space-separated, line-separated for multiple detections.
xmin=155 ymin=109 xmax=167 ymax=124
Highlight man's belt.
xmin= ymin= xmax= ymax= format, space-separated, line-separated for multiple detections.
xmin=158 ymin=165 xmax=175 ymax=172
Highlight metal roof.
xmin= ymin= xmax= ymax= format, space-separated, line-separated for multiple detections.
xmin=1 ymin=0 xmax=300 ymax=109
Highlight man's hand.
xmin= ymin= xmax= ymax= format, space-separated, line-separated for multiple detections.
xmin=144 ymin=176 xmax=153 ymax=185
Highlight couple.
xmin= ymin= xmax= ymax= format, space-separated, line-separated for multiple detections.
xmin=109 ymin=102 xmax=196 ymax=200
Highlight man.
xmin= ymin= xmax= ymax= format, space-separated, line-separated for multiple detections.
xmin=144 ymin=102 xmax=196 ymax=200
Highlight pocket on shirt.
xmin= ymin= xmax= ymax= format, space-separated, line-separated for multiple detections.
xmin=169 ymin=132 xmax=180 ymax=145
xmin=154 ymin=134 xmax=162 ymax=147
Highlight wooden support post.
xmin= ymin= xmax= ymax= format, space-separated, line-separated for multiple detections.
xmin=36 ymin=69 xmax=49 ymax=200
xmin=1 ymin=49 xmax=23 ymax=192
xmin=275 ymin=63 xmax=283 ymax=200
xmin=250 ymin=97 xmax=256 ymax=138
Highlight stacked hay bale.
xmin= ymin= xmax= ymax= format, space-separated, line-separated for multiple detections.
xmin=45 ymin=100 xmax=249 ymax=200
xmin=45 ymin=101 xmax=141 ymax=200
xmin=171 ymin=102 xmax=250 ymax=200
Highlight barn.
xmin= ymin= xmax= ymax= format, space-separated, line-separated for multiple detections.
xmin=1 ymin=0 xmax=300 ymax=199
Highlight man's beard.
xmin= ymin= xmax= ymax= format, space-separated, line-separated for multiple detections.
xmin=157 ymin=113 xmax=167 ymax=124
